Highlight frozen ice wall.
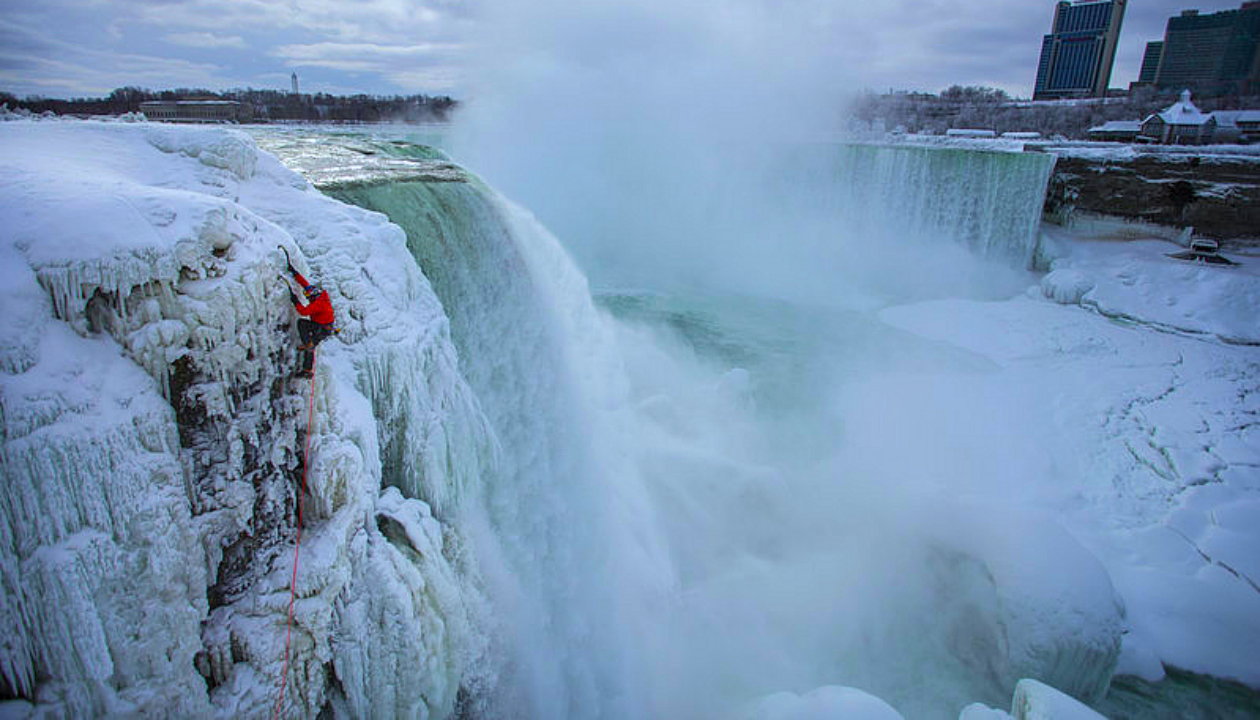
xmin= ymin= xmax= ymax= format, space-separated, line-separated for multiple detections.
xmin=0 ymin=120 xmax=494 ymax=719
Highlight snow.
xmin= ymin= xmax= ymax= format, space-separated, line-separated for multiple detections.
xmin=1010 ymin=679 xmax=1108 ymax=720
xmin=1040 ymin=233 xmax=1260 ymax=345
xmin=746 ymin=685 xmax=907 ymax=720
xmin=1150 ymin=90 xmax=1212 ymax=129
xmin=0 ymin=118 xmax=493 ymax=718
xmin=959 ymin=703 xmax=1014 ymax=720
xmin=1029 ymin=140 xmax=1260 ymax=163
xmin=1040 ymin=269 xmax=1094 ymax=305
xmin=1087 ymin=121 xmax=1142 ymax=134
xmin=879 ymin=228 xmax=1260 ymax=690
xmin=959 ymin=679 xmax=1108 ymax=720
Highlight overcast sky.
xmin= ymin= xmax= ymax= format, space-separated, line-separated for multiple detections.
xmin=0 ymin=0 xmax=1250 ymax=101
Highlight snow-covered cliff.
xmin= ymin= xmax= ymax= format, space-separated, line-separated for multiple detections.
xmin=0 ymin=119 xmax=493 ymax=719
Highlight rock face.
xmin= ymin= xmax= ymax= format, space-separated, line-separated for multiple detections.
xmin=1042 ymin=150 xmax=1260 ymax=245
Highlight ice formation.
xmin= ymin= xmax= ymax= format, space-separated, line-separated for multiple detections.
xmin=1 ymin=120 xmax=492 ymax=718
xmin=1039 ymin=269 xmax=1093 ymax=305
xmin=919 ymin=503 xmax=1124 ymax=705
xmin=746 ymin=685 xmax=907 ymax=720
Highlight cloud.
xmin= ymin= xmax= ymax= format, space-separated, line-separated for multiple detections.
xmin=164 ymin=31 xmax=246 ymax=49
xmin=128 ymin=0 xmax=467 ymax=45
xmin=0 ymin=18 xmax=241 ymax=96
xmin=274 ymin=41 xmax=463 ymax=62
xmin=2 ymin=0 xmax=1248 ymax=102
xmin=271 ymin=41 xmax=465 ymax=89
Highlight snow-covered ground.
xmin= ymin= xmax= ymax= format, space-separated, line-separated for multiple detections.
xmin=879 ymin=225 xmax=1260 ymax=692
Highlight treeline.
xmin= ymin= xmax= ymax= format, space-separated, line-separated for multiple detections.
xmin=0 ymin=86 xmax=458 ymax=123
xmin=849 ymin=84 xmax=1260 ymax=139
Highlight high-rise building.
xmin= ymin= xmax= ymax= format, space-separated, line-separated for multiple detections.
xmin=1138 ymin=41 xmax=1164 ymax=84
xmin=291 ymin=72 xmax=300 ymax=95
xmin=1149 ymin=3 xmax=1260 ymax=97
xmin=1033 ymin=0 xmax=1128 ymax=100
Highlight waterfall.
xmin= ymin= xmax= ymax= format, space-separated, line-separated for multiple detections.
xmin=830 ymin=143 xmax=1055 ymax=268
xmin=762 ymin=142 xmax=1056 ymax=269
xmin=327 ymin=170 xmax=668 ymax=719
xmin=267 ymin=132 xmax=1076 ymax=720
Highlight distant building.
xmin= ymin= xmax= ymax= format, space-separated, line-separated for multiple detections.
xmin=1145 ymin=3 xmax=1260 ymax=98
xmin=1087 ymin=119 xmax=1143 ymax=141
xmin=1138 ymin=90 xmax=1218 ymax=144
xmin=291 ymin=72 xmax=300 ymax=95
xmin=139 ymin=100 xmax=253 ymax=123
xmin=1211 ymin=109 xmax=1260 ymax=142
xmin=1138 ymin=41 xmax=1164 ymax=84
xmin=1033 ymin=0 xmax=1128 ymax=100
xmin=945 ymin=128 xmax=997 ymax=138
xmin=1087 ymin=92 xmax=1258 ymax=144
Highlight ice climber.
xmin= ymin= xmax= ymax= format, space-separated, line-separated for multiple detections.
xmin=284 ymin=251 xmax=335 ymax=379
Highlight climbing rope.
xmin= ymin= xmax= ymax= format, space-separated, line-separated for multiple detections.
xmin=272 ymin=347 xmax=317 ymax=720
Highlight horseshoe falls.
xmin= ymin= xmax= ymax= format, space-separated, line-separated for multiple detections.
xmin=262 ymin=129 xmax=1112 ymax=720
xmin=3 ymin=119 xmax=1259 ymax=720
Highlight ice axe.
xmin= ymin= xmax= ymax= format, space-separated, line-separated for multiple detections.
xmin=279 ymin=245 xmax=296 ymax=275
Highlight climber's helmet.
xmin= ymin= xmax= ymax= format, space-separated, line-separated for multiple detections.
xmin=303 ymin=284 xmax=323 ymax=300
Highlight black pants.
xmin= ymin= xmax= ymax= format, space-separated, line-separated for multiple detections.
xmin=297 ymin=320 xmax=333 ymax=372
xmin=298 ymin=319 xmax=333 ymax=347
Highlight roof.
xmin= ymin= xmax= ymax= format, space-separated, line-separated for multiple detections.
xmin=1148 ymin=90 xmax=1214 ymax=127
xmin=139 ymin=100 xmax=242 ymax=106
xmin=1211 ymin=110 xmax=1260 ymax=126
xmin=1088 ymin=120 xmax=1142 ymax=133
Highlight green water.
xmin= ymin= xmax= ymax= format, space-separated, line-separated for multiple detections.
xmin=1099 ymin=669 xmax=1260 ymax=720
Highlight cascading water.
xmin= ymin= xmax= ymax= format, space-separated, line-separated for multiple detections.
xmin=278 ymin=139 xmax=672 ymax=719
xmin=789 ymin=143 xmax=1056 ymax=268
xmin=255 ymin=130 xmax=1113 ymax=720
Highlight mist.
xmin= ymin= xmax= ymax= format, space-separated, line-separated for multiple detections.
xmin=455 ymin=0 xmax=899 ymax=299
xmin=437 ymin=3 xmax=1092 ymax=720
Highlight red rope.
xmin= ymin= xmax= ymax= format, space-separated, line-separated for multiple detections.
xmin=273 ymin=347 xmax=316 ymax=720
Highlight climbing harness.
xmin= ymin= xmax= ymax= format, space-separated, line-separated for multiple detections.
xmin=272 ymin=346 xmax=317 ymax=720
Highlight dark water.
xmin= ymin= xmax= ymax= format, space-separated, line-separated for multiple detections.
xmin=1099 ymin=669 xmax=1260 ymax=720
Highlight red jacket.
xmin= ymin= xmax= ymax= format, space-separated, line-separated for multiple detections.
xmin=292 ymin=271 xmax=335 ymax=325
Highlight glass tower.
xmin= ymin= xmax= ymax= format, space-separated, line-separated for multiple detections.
xmin=1033 ymin=0 xmax=1128 ymax=100
xmin=1153 ymin=4 xmax=1260 ymax=97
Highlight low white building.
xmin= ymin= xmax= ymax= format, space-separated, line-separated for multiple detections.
xmin=1211 ymin=110 xmax=1260 ymax=144
xmin=1138 ymin=90 xmax=1216 ymax=145
xmin=139 ymin=100 xmax=252 ymax=123
xmin=1087 ymin=120 xmax=1143 ymax=142
xmin=945 ymin=128 xmax=996 ymax=138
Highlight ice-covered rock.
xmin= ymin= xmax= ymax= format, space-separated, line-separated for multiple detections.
xmin=1040 ymin=269 xmax=1093 ymax=305
xmin=1010 ymin=678 xmax=1108 ymax=720
xmin=919 ymin=501 xmax=1124 ymax=707
xmin=746 ymin=685 xmax=907 ymax=720
xmin=1 ymin=119 xmax=493 ymax=718
xmin=959 ymin=678 xmax=1106 ymax=720
xmin=959 ymin=702 xmax=1015 ymax=720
